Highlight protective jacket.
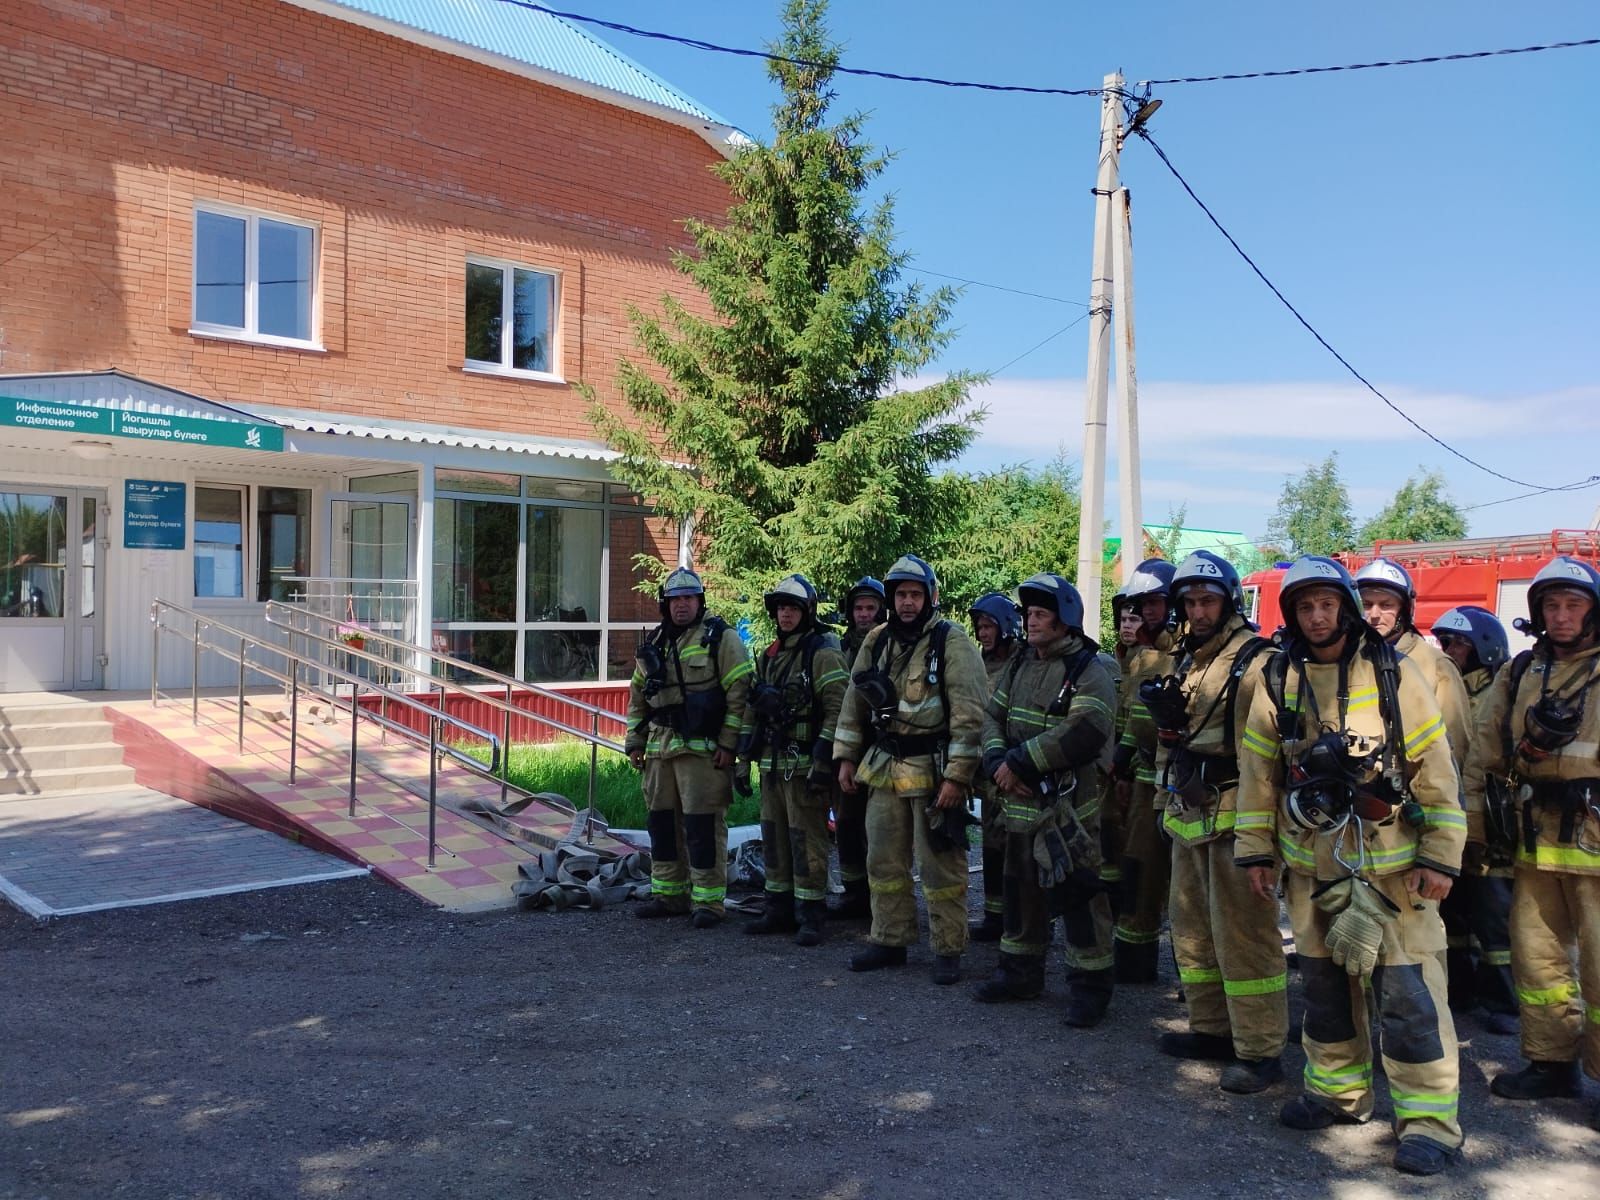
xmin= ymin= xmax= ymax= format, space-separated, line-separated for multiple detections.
xmin=1235 ymin=638 xmax=1465 ymax=881
xmin=981 ymin=631 xmax=1116 ymax=829
xmin=833 ymin=611 xmax=988 ymax=794
xmin=626 ymin=615 xmax=754 ymax=760
xmin=1156 ymin=616 xmax=1270 ymax=846
xmin=738 ymin=628 xmax=849 ymax=775
xmin=1395 ymin=629 xmax=1473 ymax=774
xmin=1116 ymin=630 xmax=1178 ymax=789
xmin=1462 ymin=642 xmax=1600 ymax=875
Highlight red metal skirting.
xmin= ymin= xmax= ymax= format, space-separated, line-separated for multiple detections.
xmin=354 ymin=684 xmax=629 ymax=745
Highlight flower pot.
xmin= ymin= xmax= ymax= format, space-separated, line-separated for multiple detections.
xmin=342 ymin=636 xmax=366 ymax=652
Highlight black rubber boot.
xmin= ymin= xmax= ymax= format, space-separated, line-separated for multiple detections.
xmin=1393 ymin=1138 xmax=1459 ymax=1176
xmin=690 ymin=909 xmax=722 ymax=930
xmin=1491 ymin=1060 xmax=1582 ymax=1100
xmin=634 ymin=898 xmax=688 ymax=919
xmin=1157 ymin=1031 xmax=1236 ymax=1061
xmin=743 ymin=892 xmax=798 ymax=935
xmin=1220 ymin=1056 xmax=1284 ymax=1095
xmin=932 ymin=955 xmax=962 ymax=986
xmin=849 ymin=943 xmax=908 ymax=972
xmin=1062 ymin=989 xmax=1111 ymax=1029
xmin=1113 ymin=938 xmax=1159 ymax=984
xmin=793 ymin=900 xmax=825 ymax=947
xmin=968 ymin=910 xmax=1004 ymax=943
xmin=1279 ymin=1096 xmax=1362 ymax=1131
xmin=972 ymin=953 xmax=1045 ymax=1003
xmin=827 ymin=878 xmax=871 ymax=921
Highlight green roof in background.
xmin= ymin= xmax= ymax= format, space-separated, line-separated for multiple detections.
xmin=1104 ymin=526 xmax=1249 ymax=566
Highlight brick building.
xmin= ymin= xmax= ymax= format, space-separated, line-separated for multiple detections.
xmin=0 ymin=0 xmax=738 ymax=693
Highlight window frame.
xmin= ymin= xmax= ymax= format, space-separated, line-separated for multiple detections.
xmin=462 ymin=254 xmax=563 ymax=383
xmin=193 ymin=482 xmax=315 ymax=606
xmin=193 ymin=483 xmax=248 ymax=601
xmin=191 ymin=201 xmax=322 ymax=351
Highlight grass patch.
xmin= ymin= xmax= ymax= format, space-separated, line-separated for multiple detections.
xmin=474 ymin=740 xmax=762 ymax=829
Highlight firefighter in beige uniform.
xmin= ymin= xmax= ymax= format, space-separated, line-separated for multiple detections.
xmin=626 ymin=568 xmax=754 ymax=928
xmin=971 ymin=573 xmax=1118 ymax=1027
xmin=1235 ymin=556 xmax=1465 ymax=1177
xmin=834 ymin=555 xmax=989 ymax=985
xmin=738 ymin=574 xmax=850 ymax=947
xmin=1463 ymin=556 xmax=1600 ymax=1131
xmin=1107 ymin=560 xmax=1180 ymax=984
xmin=1148 ymin=552 xmax=1286 ymax=1093
xmin=1433 ymin=605 xmax=1518 ymax=1034
xmin=969 ymin=591 xmax=1025 ymax=943
xmin=828 ymin=577 xmax=887 ymax=921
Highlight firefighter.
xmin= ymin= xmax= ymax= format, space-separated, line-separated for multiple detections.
xmin=1236 ymin=555 xmax=1465 ymax=1176
xmin=1462 ymin=557 xmax=1600 ymax=1131
xmin=1152 ymin=552 xmax=1287 ymax=1093
xmin=1432 ymin=605 xmax=1517 ymax=1035
xmin=971 ymin=573 xmax=1118 ymax=1025
xmin=1108 ymin=558 xmax=1179 ymax=984
xmin=739 ymin=574 xmax=850 ymax=946
xmin=833 ymin=555 xmax=989 ymax=985
xmin=828 ymin=577 xmax=887 ymax=921
xmin=625 ymin=567 xmax=754 ymax=928
xmin=969 ymin=591 xmax=1025 ymax=943
xmin=1355 ymin=558 xmax=1473 ymax=771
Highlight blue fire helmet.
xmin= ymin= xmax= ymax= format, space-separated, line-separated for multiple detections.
xmin=1171 ymin=550 xmax=1245 ymax=616
xmin=1432 ymin=605 xmax=1508 ymax=672
xmin=1017 ymin=573 xmax=1088 ymax=637
xmin=1123 ymin=558 xmax=1176 ymax=601
xmin=764 ymin=573 xmax=818 ymax=623
xmin=884 ymin=554 xmax=939 ymax=607
xmin=845 ymin=576 xmax=887 ymax=610
xmin=660 ymin=567 xmax=705 ymax=599
xmin=970 ymin=592 xmax=1023 ymax=643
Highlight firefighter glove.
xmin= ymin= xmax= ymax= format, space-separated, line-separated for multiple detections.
xmin=732 ymin=761 xmax=754 ymax=799
xmin=1319 ymin=876 xmax=1400 ymax=978
xmin=925 ymin=802 xmax=977 ymax=854
xmin=1033 ymin=824 xmax=1075 ymax=889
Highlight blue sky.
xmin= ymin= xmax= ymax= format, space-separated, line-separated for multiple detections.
xmin=566 ymin=0 xmax=1599 ymax=546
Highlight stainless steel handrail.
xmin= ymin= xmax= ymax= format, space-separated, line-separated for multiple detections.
xmin=265 ymin=601 xmax=628 ymax=844
xmin=150 ymin=599 xmax=505 ymax=868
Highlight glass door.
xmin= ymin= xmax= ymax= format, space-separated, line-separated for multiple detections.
xmin=0 ymin=487 xmax=104 ymax=691
xmin=328 ymin=495 xmax=414 ymax=647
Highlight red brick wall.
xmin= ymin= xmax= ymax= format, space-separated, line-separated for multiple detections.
xmin=0 ymin=0 xmax=728 ymax=439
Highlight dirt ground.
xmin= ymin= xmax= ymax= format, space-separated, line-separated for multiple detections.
xmin=3 ymin=877 xmax=1597 ymax=1200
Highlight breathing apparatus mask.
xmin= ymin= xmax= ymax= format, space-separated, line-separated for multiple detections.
xmin=750 ymin=680 xmax=789 ymax=724
xmin=1284 ymin=729 xmax=1376 ymax=832
xmin=853 ymin=666 xmax=898 ymax=731
xmin=1519 ymin=694 xmax=1585 ymax=763
xmin=636 ymin=640 xmax=666 ymax=698
xmin=1137 ymin=674 xmax=1189 ymax=746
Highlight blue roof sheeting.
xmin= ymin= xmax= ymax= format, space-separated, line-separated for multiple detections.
xmin=312 ymin=0 xmax=733 ymax=128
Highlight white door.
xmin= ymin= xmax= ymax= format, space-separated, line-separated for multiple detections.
xmin=0 ymin=486 xmax=105 ymax=691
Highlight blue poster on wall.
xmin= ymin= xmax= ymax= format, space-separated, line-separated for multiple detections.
xmin=125 ymin=479 xmax=186 ymax=550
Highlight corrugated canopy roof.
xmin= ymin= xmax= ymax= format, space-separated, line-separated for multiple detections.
xmin=249 ymin=403 xmax=619 ymax=463
xmin=295 ymin=0 xmax=745 ymax=151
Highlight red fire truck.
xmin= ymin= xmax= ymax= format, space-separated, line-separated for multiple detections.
xmin=1240 ymin=530 xmax=1600 ymax=652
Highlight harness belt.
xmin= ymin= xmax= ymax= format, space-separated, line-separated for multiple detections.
xmin=1522 ymin=777 xmax=1600 ymax=850
xmin=876 ymin=731 xmax=945 ymax=758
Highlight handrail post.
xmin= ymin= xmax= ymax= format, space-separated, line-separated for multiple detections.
xmin=586 ymin=709 xmax=599 ymax=846
xmin=348 ymin=679 xmax=360 ymax=817
xmin=149 ymin=606 xmax=159 ymax=705
xmin=191 ymin=619 xmax=202 ymax=724
xmin=500 ymin=681 xmax=513 ymax=805
xmin=289 ymin=658 xmax=300 ymax=784
xmin=237 ymin=635 xmax=247 ymax=751
xmin=427 ymin=714 xmax=439 ymax=869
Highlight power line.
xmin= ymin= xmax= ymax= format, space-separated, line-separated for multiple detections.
xmin=908 ymin=268 xmax=1088 ymax=307
xmin=1462 ymin=480 xmax=1600 ymax=513
xmin=1139 ymin=37 xmax=1600 ymax=87
xmin=1129 ymin=126 xmax=1600 ymax=497
xmin=987 ymin=313 xmax=1090 ymax=377
xmin=498 ymin=2 xmax=1102 ymax=95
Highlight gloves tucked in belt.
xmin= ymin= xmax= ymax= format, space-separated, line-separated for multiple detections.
xmin=924 ymin=801 xmax=978 ymax=854
xmin=1315 ymin=875 xmax=1400 ymax=978
xmin=732 ymin=761 xmax=754 ymax=799
xmin=1034 ymin=824 xmax=1075 ymax=888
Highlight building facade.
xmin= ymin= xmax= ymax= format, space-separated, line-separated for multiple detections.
xmin=0 ymin=0 xmax=737 ymax=693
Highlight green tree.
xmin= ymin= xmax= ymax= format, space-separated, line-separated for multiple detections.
xmin=586 ymin=0 xmax=979 ymax=625
xmin=1267 ymin=453 xmax=1355 ymax=557
xmin=932 ymin=458 xmax=1082 ymax=613
xmin=1358 ymin=469 xmax=1468 ymax=546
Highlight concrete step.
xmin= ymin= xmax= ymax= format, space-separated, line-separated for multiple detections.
xmin=0 ymin=763 xmax=138 ymax=796
xmin=0 ymin=718 xmax=116 ymax=750
xmin=0 ymin=741 xmax=128 ymax=771
xmin=0 ymin=703 xmax=108 ymax=726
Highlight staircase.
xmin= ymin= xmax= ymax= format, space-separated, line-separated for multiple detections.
xmin=0 ymin=703 xmax=138 ymax=796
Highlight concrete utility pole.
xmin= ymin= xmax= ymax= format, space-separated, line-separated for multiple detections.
xmin=1074 ymin=73 xmax=1121 ymax=645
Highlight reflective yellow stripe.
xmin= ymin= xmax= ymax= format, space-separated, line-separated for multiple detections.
xmin=923 ymin=884 xmax=964 ymax=902
xmin=1064 ymin=950 xmax=1113 ymax=971
xmin=1405 ymin=715 xmax=1445 ymax=756
xmin=1115 ymin=925 xmax=1160 ymax=945
xmin=1241 ymin=728 xmax=1277 ymax=759
xmin=1164 ymin=810 xmax=1235 ymax=840
xmin=870 ymin=877 xmax=911 ymax=894
xmin=722 ymin=659 xmax=754 ymax=686
xmin=1304 ymin=1061 xmax=1372 ymax=1095
xmin=690 ymin=885 xmax=725 ymax=903
xmin=651 ymin=879 xmax=689 ymax=896
xmin=1277 ymin=834 xmax=1317 ymax=871
xmin=1518 ymin=844 xmax=1600 ymax=868
xmin=1235 ymin=812 xmax=1273 ymax=830
xmin=794 ymin=886 xmax=827 ymax=901
xmin=1424 ymin=809 xmax=1467 ymax=830
xmin=1518 ymin=982 xmax=1579 ymax=1006
xmin=1000 ymin=937 xmax=1047 ymax=956
xmin=1482 ymin=949 xmax=1511 ymax=966
xmin=1224 ymin=972 xmax=1288 ymax=997
xmin=1587 ymin=1004 xmax=1600 ymax=1025
xmin=1179 ymin=966 xmax=1223 ymax=984
xmin=1391 ymin=1091 xmax=1459 ymax=1121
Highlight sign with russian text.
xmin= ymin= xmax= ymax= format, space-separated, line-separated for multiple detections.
xmin=0 ymin=396 xmax=283 ymax=452
xmin=124 ymin=479 xmax=187 ymax=550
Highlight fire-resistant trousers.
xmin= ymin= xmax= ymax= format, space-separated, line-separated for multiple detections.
xmin=1285 ymin=871 xmax=1463 ymax=1149
xmin=759 ymin=771 xmax=833 ymax=904
xmin=1115 ymin=783 xmax=1169 ymax=964
xmin=1168 ymin=836 xmax=1289 ymax=1061
xmin=1509 ymin=866 xmax=1600 ymax=1080
xmin=977 ymin=782 xmax=1005 ymax=920
xmin=834 ymin=785 xmax=868 ymax=888
xmin=644 ymin=754 xmax=731 ymax=916
xmin=1441 ymin=868 xmax=1516 ymax=1016
xmin=1001 ymin=829 xmax=1115 ymax=998
xmin=864 ymin=786 xmax=968 ymax=956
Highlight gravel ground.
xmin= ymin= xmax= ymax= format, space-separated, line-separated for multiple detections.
xmin=3 ymin=877 xmax=1598 ymax=1200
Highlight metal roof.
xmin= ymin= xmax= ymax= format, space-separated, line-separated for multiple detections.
xmin=0 ymin=369 xmax=277 ymax=427
xmin=248 ymin=403 xmax=619 ymax=463
xmin=288 ymin=0 xmax=746 ymax=152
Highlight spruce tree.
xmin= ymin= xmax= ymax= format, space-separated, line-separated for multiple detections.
xmin=586 ymin=0 xmax=981 ymax=622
